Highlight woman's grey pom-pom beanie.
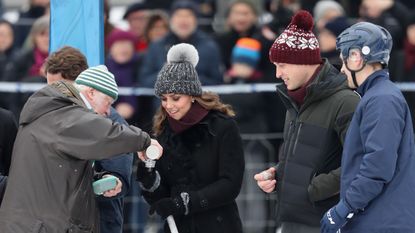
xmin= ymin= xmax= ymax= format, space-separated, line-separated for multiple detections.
xmin=154 ymin=43 xmax=202 ymax=97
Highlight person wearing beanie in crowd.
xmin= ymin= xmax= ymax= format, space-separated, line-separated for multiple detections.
xmin=225 ymin=37 xmax=262 ymax=84
xmin=136 ymin=43 xmax=245 ymax=233
xmin=105 ymin=29 xmax=141 ymax=121
xmin=318 ymin=16 xmax=351 ymax=68
xmin=321 ymin=22 xmax=415 ymax=233
xmin=254 ymin=10 xmax=359 ymax=233
xmin=123 ymin=2 xmax=152 ymax=53
xmin=0 ymin=61 xmax=162 ymax=232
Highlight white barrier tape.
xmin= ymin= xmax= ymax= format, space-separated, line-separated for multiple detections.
xmin=1 ymin=82 xmax=415 ymax=95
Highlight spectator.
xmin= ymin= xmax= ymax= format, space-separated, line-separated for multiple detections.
xmin=318 ymin=16 xmax=351 ymax=68
xmin=4 ymin=15 xmax=49 ymax=117
xmin=0 ymin=19 xmax=16 ymax=81
xmin=225 ymin=37 xmax=262 ymax=83
xmin=137 ymin=43 xmax=245 ymax=233
xmin=313 ymin=0 xmax=345 ymax=32
xmin=261 ymin=0 xmax=294 ymax=42
xmin=0 ymin=19 xmax=17 ymax=110
xmin=321 ymin=21 xmax=415 ymax=233
xmin=404 ymin=14 xmax=415 ymax=79
xmin=104 ymin=0 xmax=116 ymax=55
xmin=123 ymin=2 xmax=152 ymax=53
xmin=14 ymin=0 xmax=49 ymax=48
xmin=143 ymin=10 xmax=170 ymax=44
xmin=106 ymin=30 xmax=141 ymax=121
xmin=215 ymin=0 xmax=275 ymax=82
xmin=5 ymin=15 xmax=49 ymax=82
xmin=254 ymin=11 xmax=359 ymax=233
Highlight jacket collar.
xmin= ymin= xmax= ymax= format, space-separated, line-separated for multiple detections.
xmin=277 ymin=59 xmax=348 ymax=112
xmin=356 ymin=69 xmax=389 ymax=96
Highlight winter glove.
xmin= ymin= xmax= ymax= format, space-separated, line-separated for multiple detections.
xmin=149 ymin=192 xmax=190 ymax=219
xmin=136 ymin=161 xmax=158 ymax=191
xmin=321 ymin=199 xmax=354 ymax=233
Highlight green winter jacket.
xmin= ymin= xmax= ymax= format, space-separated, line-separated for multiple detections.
xmin=275 ymin=60 xmax=360 ymax=226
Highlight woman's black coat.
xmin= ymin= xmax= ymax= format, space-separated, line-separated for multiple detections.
xmin=142 ymin=111 xmax=245 ymax=233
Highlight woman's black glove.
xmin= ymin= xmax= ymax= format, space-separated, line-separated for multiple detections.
xmin=149 ymin=192 xmax=190 ymax=218
xmin=136 ymin=161 xmax=157 ymax=190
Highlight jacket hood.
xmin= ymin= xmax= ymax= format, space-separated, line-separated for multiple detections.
xmin=305 ymin=59 xmax=349 ymax=101
xmin=19 ymin=81 xmax=85 ymax=125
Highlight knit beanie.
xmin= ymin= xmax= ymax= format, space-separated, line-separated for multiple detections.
xmin=75 ymin=65 xmax=119 ymax=101
xmin=232 ymin=38 xmax=261 ymax=68
xmin=154 ymin=43 xmax=202 ymax=97
xmin=269 ymin=10 xmax=321 ymax=65
xmin=170 ymin=0 xmax=199 ymax=17
xmin=106 ymin=29 xmax=136 ymax=49
xmin=324 ymin=16 xmax=350 ymax=37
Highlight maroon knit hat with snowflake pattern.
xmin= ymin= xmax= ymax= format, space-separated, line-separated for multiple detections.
xmin=269 ymin=10 xmax=321 ymax=65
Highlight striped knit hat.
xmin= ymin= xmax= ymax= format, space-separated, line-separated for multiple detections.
xmin=75 ymin=65 xmax=118 ymax=100
xmin=232 ymin=38 xmax=261 ymax=68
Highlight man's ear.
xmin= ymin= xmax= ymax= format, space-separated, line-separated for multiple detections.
xmin=85 ymin=87 xmax=95 ymax=99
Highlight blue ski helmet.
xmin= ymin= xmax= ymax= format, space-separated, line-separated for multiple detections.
xmin=336 ymin=22 xmax=393 ymax=66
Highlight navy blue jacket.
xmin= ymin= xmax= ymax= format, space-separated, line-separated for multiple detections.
xmin=340 ymin=70 xmax=415 ymax=232
xmin=95 ymin=107 xmax=134 ymax=233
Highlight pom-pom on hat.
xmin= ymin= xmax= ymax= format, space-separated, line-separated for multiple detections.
xmin=269 ymin=10 xmax=321 ymax=65
xmin=154 ymin=43 xmax=202 ymax=97
xmin=75 ymin=65 xmax=119 ymax=101
xmin=232 ymin=38 xmax=262 ymax=68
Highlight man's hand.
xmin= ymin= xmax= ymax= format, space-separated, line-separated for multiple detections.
xmin=321 ymin=199 xmax=353 ymax=233
xmin=254 ymin=167 xmax=277 ymax=193
xmin=102 ymin=175 xmax=122 ymax=197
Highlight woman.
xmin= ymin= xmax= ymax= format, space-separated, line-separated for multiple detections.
xmin=137 ymin=43 xmax=245 ymax=233
xmin=3 ymin=15 xmax=49 ymax=117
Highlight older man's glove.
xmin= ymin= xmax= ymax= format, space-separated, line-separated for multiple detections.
xmin=321 ymin=199 xmax=354 ymax=233
xmin=149 ymin=192 xmax=190 ymax=218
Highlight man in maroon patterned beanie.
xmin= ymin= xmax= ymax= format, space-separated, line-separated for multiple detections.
xmin=254 ymin=10 xmax=360 ymax=233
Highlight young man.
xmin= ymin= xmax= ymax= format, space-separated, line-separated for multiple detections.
xmin=254 ymin=10 xmax=359 ymax=233
xmin=321 ymin=22 xmax=415 ymax=233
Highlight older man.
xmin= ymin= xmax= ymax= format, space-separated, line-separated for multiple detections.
xmin=42 ymin=46 xmax=145 ymax=233
xmin=0 ymin=59 xmax=161 ymax=232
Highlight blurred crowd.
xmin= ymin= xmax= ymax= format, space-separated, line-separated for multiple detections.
xmin=1 ymin=0 xmax=415 ymax=232
xmin=0 ymin=0 xmax=414 ymax=122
